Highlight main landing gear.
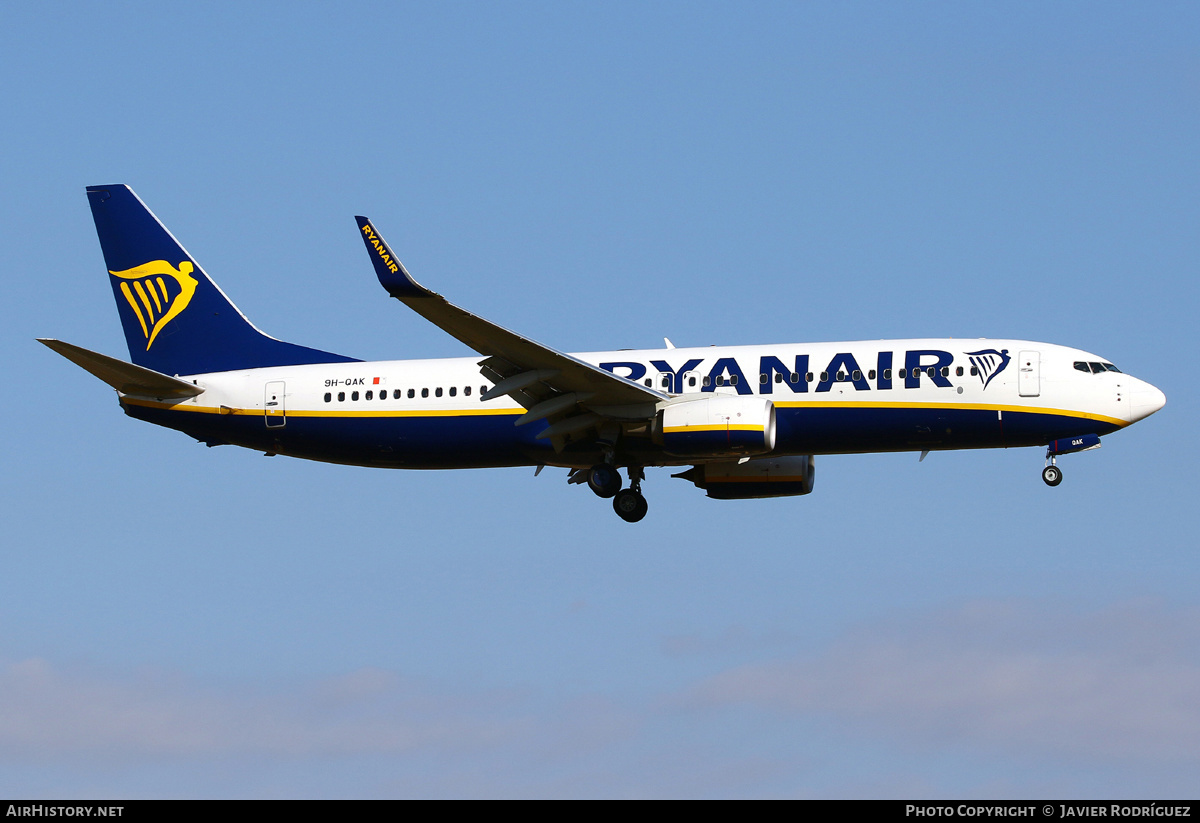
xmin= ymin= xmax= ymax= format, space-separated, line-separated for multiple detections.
xmin=611 ymin=466 xmax=648 ymax=523
xmin=576 ymin=464 xmax=649 ymax=522
xmin=586 ymin=463 xmax=622 ymax=498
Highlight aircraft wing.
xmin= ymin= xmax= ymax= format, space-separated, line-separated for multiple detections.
xmin=355 ymin=217 xmax=665 ymax=439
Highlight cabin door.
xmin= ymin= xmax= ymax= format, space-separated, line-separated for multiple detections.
xmin=265 ymin=381 xmax=286 ymax=427
xmin=1017 ymin=351 xmax=1040 ymax=397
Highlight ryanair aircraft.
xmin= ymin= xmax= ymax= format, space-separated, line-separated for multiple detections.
xmin=42 ymin=185 xmax=1166 ymax=522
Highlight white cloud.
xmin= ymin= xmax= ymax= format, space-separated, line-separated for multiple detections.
xmin=0 ymin=658 xmax=526 ymax=758
xmin=685 ymin=600 xmax=1200 ymax=762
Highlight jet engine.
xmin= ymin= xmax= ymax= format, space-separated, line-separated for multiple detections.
xmin=674 ymin=455 xmax=816 ymax=499
xmin=651 ymin=396 xmax=776 ymax=458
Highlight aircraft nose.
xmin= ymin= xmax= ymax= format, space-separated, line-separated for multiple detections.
xmin=1128 ymin=381 xmax=1166 ymax=422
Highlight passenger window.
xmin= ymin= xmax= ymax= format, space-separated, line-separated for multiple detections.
xmin=820 ymin=372 xmax=829 ymax=382
xmin=366 ymin=390 xmax=373 ymax=400
xmin=435 ymin=387 xmax=443 ymax=397
xmin=899 ymin=368 xmax=907 ymax=379
xmin=338 ymin=391 xmax=345 ymax=402
xmin=481 ymin=386 xmax=487 ymax=395
xmin=956 ymin=366 xmax=963 ymax=377
xmin=868 ymin=370 xmax=876 ymax=380
xmin=449 ymin=386 xmax=457 ymax=397
xmin=970 ymin=367 xmax=978 ymax=376
xmin=760 ymin=374 xmax=768 ymax=385
xmin=806 ymin=372 xmax=814 ymax=383
xmin=352 ymin=391 xmax=359 ymax=401
xmin=790 ymin=373 xmax=799 ymax=383
xmin=464 ymin=386 xmax=472 ymax=396
xmin=688 ymin=376 xmax=697 ymax=387
xmin=927 ymin=367 xmax=936 ymax=378
xmin=883 ymin=369 xmax=892 ymax=380
xmin=324 ymin=392 xmax=331 ymax=403
xmin=852 ymin=370 xmax=862 ymax=381
xmin=836 ymin=371 xmax=846 ymax=382
xmin=421 ymin=388 xmax=429 ymax=398
xmin=940 ymin=367 xmax=949 ymax=377
xmin=775 ymin=374 xmax=783 ymax=384
xmin=716 ymin=375 xmax=725 ymax=386
xmin=730 ymin=375 xmax=738 ymax=385
xmin=394 ymin=389 xmax=401 ymax=399
xmin=644 ymin=379 xmax=652 ymax=387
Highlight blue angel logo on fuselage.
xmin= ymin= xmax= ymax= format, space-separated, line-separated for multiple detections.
xmin=965 ymin=348 xmax=1010 ymax=390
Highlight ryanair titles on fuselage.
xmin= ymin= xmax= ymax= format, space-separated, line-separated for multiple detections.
xmin=598 ymin=347 xmax=1010 ymax=395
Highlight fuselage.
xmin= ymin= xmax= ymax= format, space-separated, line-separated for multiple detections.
xmin=119 ymin=338 xmax=1165 ymax=470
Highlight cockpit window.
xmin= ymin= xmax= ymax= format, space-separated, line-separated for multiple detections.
xmin=1076 ymin=360 xmax=1123 ymax=375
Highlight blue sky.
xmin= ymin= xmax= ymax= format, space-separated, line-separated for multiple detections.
xmin=1 ymin=1 xmax=1197 ymax=798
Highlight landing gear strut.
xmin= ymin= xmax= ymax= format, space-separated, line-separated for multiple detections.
xmin=612 ymin=466 xmax=648 ymax=523
xmin=1042 ymin=447 xmax=1063 ymax=487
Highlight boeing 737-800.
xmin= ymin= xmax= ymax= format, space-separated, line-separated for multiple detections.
xmin=41 ymin=185 xmax=1166 ymax=522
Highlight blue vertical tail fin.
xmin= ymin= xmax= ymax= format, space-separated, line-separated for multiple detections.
xmin=87 ymin=185 xmax=357 ymax=375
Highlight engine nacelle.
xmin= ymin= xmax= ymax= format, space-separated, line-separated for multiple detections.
xmin=674 ymin=455 xmax=816 ymax=499
xmin=652 ymin=396 xmax=776 ymax=458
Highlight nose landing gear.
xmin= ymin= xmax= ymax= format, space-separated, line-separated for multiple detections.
xmin=1042 ymin=434 xmax=1101 ymax=487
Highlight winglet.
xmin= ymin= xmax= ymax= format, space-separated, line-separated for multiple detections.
xmin=355 ymin=216 xmax=433 ymax=299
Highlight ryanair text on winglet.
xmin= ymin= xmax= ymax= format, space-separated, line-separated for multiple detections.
xmin=361 ymin=223 xmax=400 ymax=274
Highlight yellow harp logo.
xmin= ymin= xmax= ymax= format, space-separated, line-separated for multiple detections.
xmin=109 ymin=260 xmax=199 ymax=350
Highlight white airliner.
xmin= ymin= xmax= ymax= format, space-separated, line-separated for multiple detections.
xmin=42 ymin=185 xmax=1166 ymax=522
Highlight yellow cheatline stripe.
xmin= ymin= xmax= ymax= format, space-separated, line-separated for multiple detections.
xmin=771 ymin=399 xmax=1127 ymax=428
xmin=120 ymin=282 xmax=149 ymax=338
xmin=710 ymin=476 xmax=808 ymax=483
xmin=120 ymin=397 xmax=525 ymax=418
xmin=120 ymin=397 xmax=1125 ymax=429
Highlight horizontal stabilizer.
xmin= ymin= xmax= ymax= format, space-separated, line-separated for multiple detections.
xmin=38 ymin=338 xmax=204 ymax=399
